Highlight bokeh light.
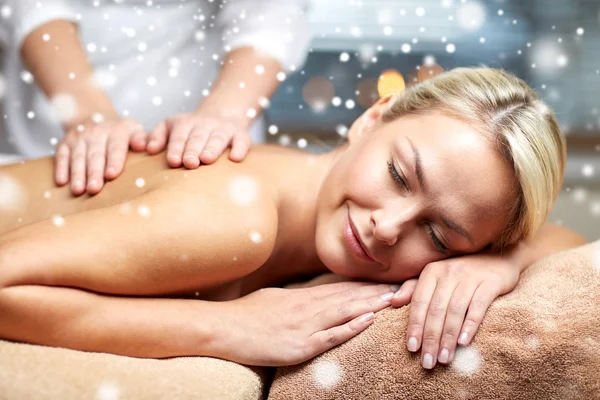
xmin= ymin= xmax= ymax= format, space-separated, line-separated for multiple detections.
xmin=377 ymin=69 xmax=405 ymax=98
xmin=356 ymin=78 xmax=379 ymax=108
xmin=302 ymin=77 xmax=335 ymax=113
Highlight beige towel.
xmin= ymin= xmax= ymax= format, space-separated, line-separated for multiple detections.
xmin=0 ymin=339 xmax=270 ymax=399
xmin=268 ymin=241 xmax=600 ymax=400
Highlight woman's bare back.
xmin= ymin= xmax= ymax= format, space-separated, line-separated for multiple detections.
xmin=0 ymin=145 xmax=327 ymax=300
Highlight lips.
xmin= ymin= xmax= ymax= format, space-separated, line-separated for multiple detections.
xmin=344 ymin=207 xmax=376 ymax=263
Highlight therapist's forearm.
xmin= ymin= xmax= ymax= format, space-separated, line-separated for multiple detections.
xmin=196 ymin=47 xmax=283 ymax=130
xmin=501 ymin=223 xmax=588 ymax=273
xmin=0 ymin=283 xmax=223 ymax=359
xmin=20 ymin=19 xmax=119 ymax=129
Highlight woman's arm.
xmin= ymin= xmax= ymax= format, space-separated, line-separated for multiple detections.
xmin=0 ymin=283 xmax=223 ymax=358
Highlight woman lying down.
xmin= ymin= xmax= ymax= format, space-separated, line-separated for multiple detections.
xmin=0 ymin=68 xmax=587 ymax=371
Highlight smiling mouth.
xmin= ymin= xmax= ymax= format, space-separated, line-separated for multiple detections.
xmin=344 ymin=206 xmax=376 ymax=263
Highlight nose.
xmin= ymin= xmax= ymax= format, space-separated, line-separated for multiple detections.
xmin=370 ymin=203 xmax=419 ymax=246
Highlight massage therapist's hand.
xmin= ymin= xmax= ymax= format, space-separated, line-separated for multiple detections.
xmin=214 ymin=282 xmax=398 ymax=367
xmin=389 ymin=252 xmax=521 ymax=369
xmin=146 ymin=110 xmax=251 ymax=169
xmin=55 ymin=114 xmax=147 ymax=195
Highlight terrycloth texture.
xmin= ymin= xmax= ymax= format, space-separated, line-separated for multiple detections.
xmin=268 ymin=241 xmax=600 ymax=400
xmin=0 ymin=339 xmax=270 ymax=399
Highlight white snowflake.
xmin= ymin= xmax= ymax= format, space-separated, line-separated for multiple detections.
xmin=249 ymin=231 xmax=262 ymax=243
xmin=331 ymin=97 xmax=342 ymax=107
xmin=96 ymin=381 xmax=120 ymax=400
xmin=0 ymin=5 xmax=12 ymax=18
xmin=401 ymin=43 xmax=412 ymax=53
xmin=456 ymin=2 xmax=486 ymax=31
xmin=339 ymin=52 xmax=350 ymax=63
xmin=137 ymin=205 xmax=151 ymax=218
xmin=229 ymin=176 xmax=258 ymax=206
xmin=451 ymin=346 xmax=482 ymax=376
xmin=312 ymin=360 xmax=342 ymax=389
xmin=0 ymin=174 xmax=27 ymax=212
xmin=446 ymin=43 xmax=456 ymax=53
xmin=268 ymin=125 xmax=279 ymax=135
xmin=52 ymin=215 xmax=65 ymax=227
xmin=135 ymin=178 xmax=145 ymax=188
xmin=415 ymin=7 xmax=425 ymax=17
xmin=336 ymin=124 xmax=348 ymax=137
xmin=50 ymin=93 xmax=78 ymax=123
xmin=20 ymin=70 xmax=34 ymax=84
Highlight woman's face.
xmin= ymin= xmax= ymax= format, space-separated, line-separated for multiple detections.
xmin=315 ymin=103 xmax=517 ymax=282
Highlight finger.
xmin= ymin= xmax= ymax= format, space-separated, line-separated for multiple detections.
xmin=69 ymin=140 xmax=87 ymax=195
xmin=199 ymin=130 xmax=233 ymax=164
xmin=104 ymin=129 xmax=132 ymax=180
xmin=181 ymin=128 xmax=211 ymax=169
xmin=308 ymin=311 xmax=375 ymax=359
xmin=455 ymin=283 xmax=498 ymax=353
xmin=85 ymin=136 xmax=108 ymax=194
xmin=228 ymin=131 xmax=252 ymax=162
xmin=405 ymin=274 xmax=438 ymax=354
xmin=437 ymin=281 xmax=478 ymax=365
xmin=321 ymin=283 xmax=398 ymax=304
xmin=316 ymin=292 xmax=394 ymax=329
xmin=146 ymin=120 xmax=169 ymax=154
xmin=129 ymin=125 xmax=148 ymax=152
xmin=54 ymin=142 xmax=71 ymax=186
xmin=418 ymin=281 xmax=459 ymax=369
xmin=166 ymin=120 xmax=193 ymax=167
xmin=390 ymin=278 xmax=418 ymax=308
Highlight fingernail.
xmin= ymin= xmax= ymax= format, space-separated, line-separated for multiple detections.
xmin=73 ymin=179 xmax=82 ymax=189
xmin=390 ymin=284 xmax=401 ymax=293
xmin=106 ymin=167 xmax=116 ymax=175
xmin=407 ymin=337 xmax=418 ymax=352
xmin=458 ymin=332 xmax=469 ymax=345
xmin=201 ymin=150 xmax=212 ymax=156
xmin=392 ymin=289 xmax=402 ymax=299
xmin=422 ymin=353 xmax=433 ymax=369
xmin=360 ymin=312 xmax=374 ymax=323
xmin=438 ymin=348 xmax=449 ymax=363
xmin=88 ymin=179 xmax=98 ymax=188
xmin=380 ymin=292 xmax=394 ymax=302
xmin=170 ymin=156 xmax=181 ymax=163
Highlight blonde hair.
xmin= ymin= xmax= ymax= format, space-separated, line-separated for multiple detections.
xmin=381 ymin=67 xmax=566 ymax=249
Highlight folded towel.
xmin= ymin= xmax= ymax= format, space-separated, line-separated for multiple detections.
xmin=0 ymin=339 xmax=269 ymax=399
xmin=268 ymin=241 xmax=600 ymax=400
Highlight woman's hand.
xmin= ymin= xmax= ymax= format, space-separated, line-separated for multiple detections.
xmin=55 ymin=116 xmax=147 ymax=195
xmin=146 ymin=111 xmax=252 ymax=169
xmin=214 ymin=282 xmax=398 ymax=367
xmin=390 ymin=252 xmax=522 ymax=369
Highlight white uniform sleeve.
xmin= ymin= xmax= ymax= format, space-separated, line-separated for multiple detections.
xmin=0 ymin=0 xmax=78 ymax=49
xmin=216 ymin=0 xmax=313 ymax=72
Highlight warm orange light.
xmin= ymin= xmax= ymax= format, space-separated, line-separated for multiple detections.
xmin=377 ymin=69 xmax=405 ymax=98
xmin=417 ymin=63 xmax=444 ymax=83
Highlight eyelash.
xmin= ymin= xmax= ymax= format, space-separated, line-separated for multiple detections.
xmin=387 ymin=159 xmax=448 ymax=254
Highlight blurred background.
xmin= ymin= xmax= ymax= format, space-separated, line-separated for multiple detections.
xmin=1 ymin=0 xmax=599 ymax=241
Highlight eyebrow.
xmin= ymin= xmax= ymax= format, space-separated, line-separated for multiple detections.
xmin=405 ymin=137 xmax=474 ymax=245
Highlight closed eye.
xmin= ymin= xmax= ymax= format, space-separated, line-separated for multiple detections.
xmin=426 ymin=223 xmax=448 ymax=253
xmin=387 ymin=159 xmax=407 ymax=190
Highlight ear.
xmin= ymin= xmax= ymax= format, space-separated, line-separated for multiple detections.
xmin=347 ymin=94 xmax=396 ymax=143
